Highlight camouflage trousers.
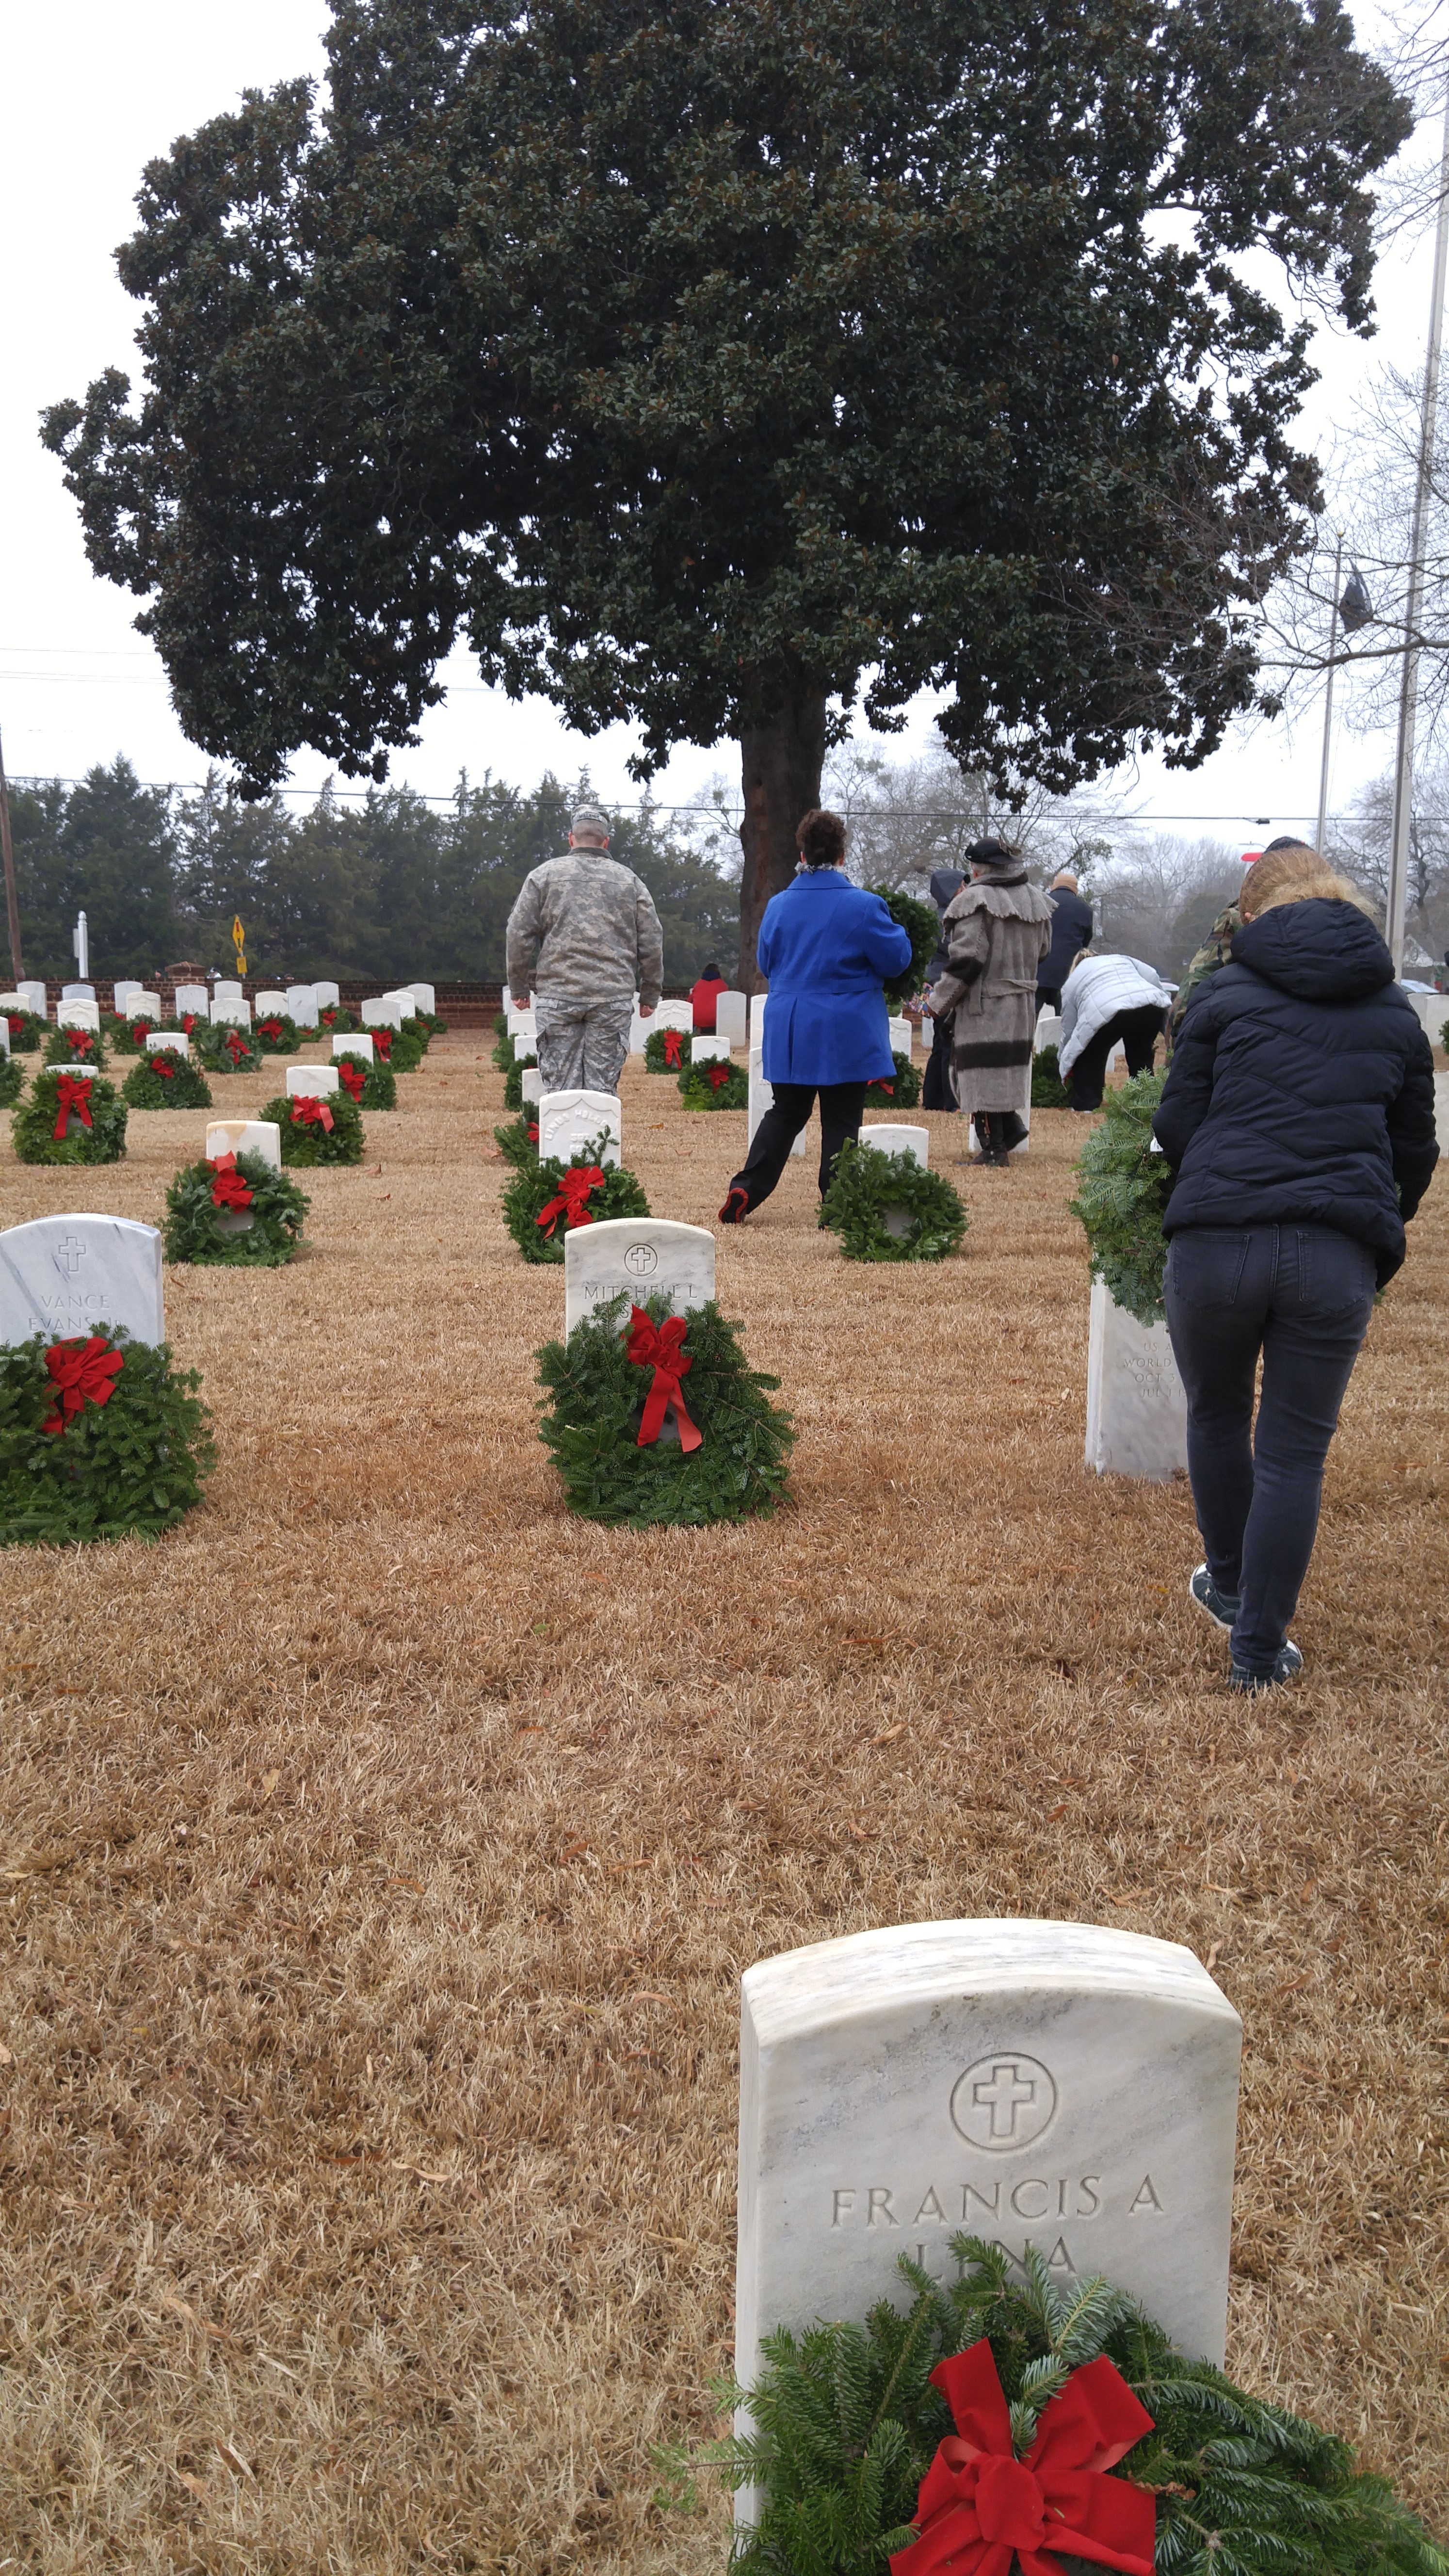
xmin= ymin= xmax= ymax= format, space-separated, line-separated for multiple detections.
xmin=533 ymin=991 xmax=635 ymax=1096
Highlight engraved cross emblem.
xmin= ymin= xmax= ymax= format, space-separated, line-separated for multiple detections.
xmin=53 ymin=1236 xmax=88 ymax=1278
xmin=624 ymin=1243 xmax=659 ymax=1276
xmin=973 ymin=2060 xmax=1040 ymax=2140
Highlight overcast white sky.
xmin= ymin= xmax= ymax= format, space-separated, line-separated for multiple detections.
xmin=1 ymin=0 xmax=1441 ymax=849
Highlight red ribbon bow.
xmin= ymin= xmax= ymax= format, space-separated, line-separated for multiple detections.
xmin=7 ymin=1014 xmax=23 ymax=1036
xmin=259 ymin=1017 xmax=284 ymax=1041
xmin=130 ymin=1020 xmax=153 ymax=1044
xmin=626 ymin=1305 xmax=704 ymax=1452
xmin=42 ymin=1334 xmax=124 ymax=1435
xmin=338 ymin=1058 xmax=366 ymax=1101
xmin=527 ymin=1120 xmax=539 ymax=1141
xmin=224 ymin=1029 xmax=250 ymax=1061
xmin=371 ymin=1028 xmax=393 ymax=1059
xmin=290 ymin=1094 xmax=335 ymax=1133
xmin=663 ymin=1027 xmax=684 ymax=1067
xmin=181 ymin=1013 xmax=197 ymax=1034
xmin=890 ymin=2342 xmax=1156 ymax=2576
xmin=707 ymin=1060 xmax=731 ymax=1091
xmin=535 ymin=1163 xmax=604 ymax=1238
xmin=64 ymin=1028 xmax=95 ymax=1057
xmin=52 ymin=1073 xmax=94 ymax=1139
xmin=209 ymin=1150 xmax=254 ymax=1211
xmin=153 ymin=1051 xmax=177 ymax=1078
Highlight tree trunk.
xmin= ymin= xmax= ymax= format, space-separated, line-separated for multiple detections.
xmin=736 ymin=691 xmax=827 ymax=990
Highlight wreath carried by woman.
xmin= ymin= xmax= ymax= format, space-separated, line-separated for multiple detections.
xmin=258 ymin=1087 xmax=367 ymax=1165
xmin=163 ymin=1150 xmax=310 ymax=1267
xmin=503 ymin=1143 xmax=650 ymax=1261
xmin=122 ymin=1052 xmax=214 ymax=1110
xmin=678 ymin=1057 xmax=749 ymax=1111
xmin=196 ymin=1021 xmax=261 ymax=1076
xmin=535 ymin=1291 xmax=794 ymax=1525
xmin=4 ymin=1007 xmax=46 ymax=1053
xmin=864 ymin=1048 xmax=923 ymax=1109
xmin=644 ymin=1024 xmax=692 ymax=1074
xmin=44 ymin=1023 xmax=109 ymax=1071
xmin=820 ymin=1139 xmax=967 ymax=1262
xmin=0 ymin=1326 xmax=214 ymax=1545
xmin=870 ymin=885 xmax=939 ymax=1012
xmin=1067 ymin=1068 xmax=1173 ymax=1326
xmin=335 ymin=1047 xmax=397 ymax=1109
xmin=13 ymin=1068 xmax=128 ymax=1164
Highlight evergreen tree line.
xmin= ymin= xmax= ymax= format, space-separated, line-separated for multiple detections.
xmin=5 ymin=758 xmax=740 ymax=985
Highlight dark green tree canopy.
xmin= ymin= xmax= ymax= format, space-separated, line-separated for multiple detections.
xmin=44 ymin=0 xmax=1409 ymax=972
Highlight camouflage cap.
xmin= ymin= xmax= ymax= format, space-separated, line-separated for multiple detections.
xmin=570 ymin=805 xmax=611 ymax=839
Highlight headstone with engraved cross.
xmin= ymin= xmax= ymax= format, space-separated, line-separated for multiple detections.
xmin=0 ymin=1214 xmax=165 ymax=1349
xmin=564 ymin=1217 xmax=715 ymax=1338
xmin=733 ymin=1915 xmax=1241 ymax=2501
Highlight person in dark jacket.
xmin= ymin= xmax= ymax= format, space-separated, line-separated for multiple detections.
xmin=1154 ymin=847 xmax=1439 ymax=1692
xmin=922 ymin=864 xmax=965 ymax=1110
xmin=1036 ymin=870 xmax=1094 ymax=1012
xmin=719 ymin=809 xmax=912 ymax=1220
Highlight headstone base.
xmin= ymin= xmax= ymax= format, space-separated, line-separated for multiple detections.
xmin=1084 ymin=1278 xmax=1188 ymax=1479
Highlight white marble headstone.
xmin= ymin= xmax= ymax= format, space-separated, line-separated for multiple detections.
xmin=628 ymin=1006 xmax=650 ymax=1055
xmin=361 ymin=996 xmax=402 ymax=1031
xmin=312 ymin=981 xmax=341 ymax=1011
xmin=58 ymin=999 xmax=101 ymax=1032
xmin=211 ymin=996 xmax=253 ymax=1028
xmin=1034 ymin=1009 xmax=1064 ymax=1054
xmin=653 ymin=999 xmax=695 ymax=1033
xmin=747 ymin=1047 xmax=808 ymax=1157
xmin=285 ymin=985 xmax=319 ymax=1027
xmin=254 ymin=989 xmax=290 ymax=1017
xmin=501 ymin=984 xmax=512 ymax=1013
xmin=0 ymin=1214 xmax=165 ymax=1348
xmin=62 ymin=982 xmax=96 ymax=1002
xmin=749 ymin=991 xmax=768 ymax=1044
xmin=213 ymin=980 xmax=243 ymax=999
xmin=564 ymin=1217 xmax=716 ymax=1338
xmin=111 ymin=981 xmax=140 ymax=1014
xmin=539 ymin=1088 xmax=622 ymax=1169
xmin=1405 ymin=991 xmax=1445 ymax=1041
xmin=146 ymin=1030 xmax=189 ymax=1056
xmin=206 ymin=1118 xmax=282 ymax=1173
xmin=1085 ymin=1279 xmax=1188 ymax=1480
xmin=286 ymin=1063 xmax=339 ymax=1097
xmin=17 ymin=981 xmax=48 ymax=1018
xmin=887 ymin=1014 xmax=913 ymax=1057
xmin=1435 ymin=1069 xmax=1449 ymax=1149
xmin=690 ymin=1032 xmax=731 ymax=1064
xmin=406 ymin=982 xmax=435 ymax=1015
xmin=860 ymin=1123 xmax=928 ymax=1167
xmin=333 ymin=1033 xmax=373 ymax=1063
xmin=0 ymin=1021 xmax=9 ymax=1059
xmin=507 ymin=1007 xmax=537 ymax=1048
xmin=715 ymin=990 xmax=749 ymax=1046
xmin=736 ymin=1917 xmax=1241 ymax=2440
xmin=174 ymin=984 xmax=209 ymax=1019
xmin=520 ymin=1066 xmax=543 ymax=1106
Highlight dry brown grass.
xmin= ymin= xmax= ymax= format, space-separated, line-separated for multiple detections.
xmin=0 ymin=1034 xmax=1445 ymax=2572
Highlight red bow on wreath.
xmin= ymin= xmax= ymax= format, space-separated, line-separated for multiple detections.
xmin=889 ymin=2341 xmax=1156 ymax=2576
xmin=42 ymin=1333 xmax=124 ymax=1435
xmin=535 ymin=1163 xmax=603 ymax=1238
xmin=527 ymin=1121 xmax=539 ymax=1142
xmin=707 ymin=1060 xmax=732 ymax=1091
xmin=7 ymin=1014 xmax=22 ymax=1037
xmin=258 ymin=1017 xmax=284 ymax=1041
xmin=181 ymin=1013 xmax=197 ymax=1034
xmin=153 ymin=1052 xmax=177 ymax=1078
xmin=209 ymin=1150 xmax=254 ymax=1211
xmin=52 ymin=1073 xmax=94 ymax=1138
xmin=130 ymin=1020 xmax=153 ymax=1044
xmin=224 ymin=1029 xmax=250 ymax=1062
xmin=662 ymin=1026 xmax=684 ymax=1067
xmin=370 ymin=1028 xmax=393 ymax=1059
xmin=337 ymin=1058 xmax=366 ymax=1101
xmin=64 ymin=1028 xmax=95 ymax=1057
xmin=290 ymin=1094 xmax=335 ymax=1133
xmin=626 ymin=1305 xmax=704 ymax=1452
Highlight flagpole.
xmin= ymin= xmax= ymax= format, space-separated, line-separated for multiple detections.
xmin=1387 ymin=86 xmax=1449 ymax=973
xmin=1315 ymin=529 xmax=1344 ymax=858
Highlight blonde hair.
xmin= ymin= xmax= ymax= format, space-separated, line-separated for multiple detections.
xmin=1240 ymin=843 xmax=1373 ymax=921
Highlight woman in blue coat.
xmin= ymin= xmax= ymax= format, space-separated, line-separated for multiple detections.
xmin=719 ymin=808 xmax=913 ymax=1221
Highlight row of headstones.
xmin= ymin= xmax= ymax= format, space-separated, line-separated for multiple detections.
xmin=1 ymin=980 xmax=436 ymax=1034
xmin=502 ymin=984 xmax=916 ymax=1065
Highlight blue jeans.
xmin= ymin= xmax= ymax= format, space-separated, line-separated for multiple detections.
xmin=1164 ymin=1224 xmax=1376 ymax=1674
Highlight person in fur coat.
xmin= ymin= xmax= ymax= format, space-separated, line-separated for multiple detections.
xmin=927 ymin=838 xmax=1053 ymax=1162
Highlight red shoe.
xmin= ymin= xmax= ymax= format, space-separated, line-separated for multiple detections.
xmin=718 ymin=1186 xmax=749 ymax=1225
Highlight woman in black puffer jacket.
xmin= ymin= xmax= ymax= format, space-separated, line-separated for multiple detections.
xmin=1154 ymin=846 xmax=1439 ymax=1692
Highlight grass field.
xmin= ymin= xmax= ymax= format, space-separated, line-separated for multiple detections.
xmin=0 ymin=1029 xmax=1445 ymax=2572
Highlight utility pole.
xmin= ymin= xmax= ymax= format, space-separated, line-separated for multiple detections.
xmin=1315 ymin=529 xmax=1344 ymax=859
xmin=0 ymin=722 xmax=22 ymax=982
xmin=1387 ymin=86 xmax=1449 ymax=973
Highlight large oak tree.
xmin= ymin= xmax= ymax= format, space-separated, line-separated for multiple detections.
xmin=44 ymin=0 xmax=1408 ymax=979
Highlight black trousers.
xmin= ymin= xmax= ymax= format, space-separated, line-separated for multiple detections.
xmin=729 ymin=1080 xmax=868 ymax=1206
xmin=1067 ymin=1004 xmax=1165 ymax=1110
xmin=1036 ymin=983 xmax=1063 ymax=1014
xmin=1165 ymin=1224 xmax=1375 ymax=1674
xmin=922 ymin=1012 xmax=958 ymax=1111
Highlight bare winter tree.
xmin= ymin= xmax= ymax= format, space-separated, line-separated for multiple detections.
xmin=1328 ymin=759 xmax=1449 ymax=967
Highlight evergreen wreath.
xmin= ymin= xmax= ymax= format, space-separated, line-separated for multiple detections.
xmin=196 ymin=1021 xmax=261 ymax=1075
xmin=678 ymin=1056 xmax=749 ymax=1110
xmin=1067 ymin=1067 xmax=1173 ymax=1327
xmin=259 ymin=1087 xmax=367 ymax=1165
xmin=492 ymin=1016 xmax=514 ymax=1062
xmin=864 ymin=1049 xmax=922 ymax=1108
xmin=105 ymin=1013 xmax=158 ymax=1055
xmin=44 ymin=1023 xmax=110 ymax=1070
xmin=317 ymin=1003 xmax=355 ymax=1033
xmin=0 ymin=1056 xmax=23 ymax=1107
xmin=820 ymin=1139 xmax=967 ymax=1262
xmin=645 ymin=1024 xmax=692 ymax=1073
xmin=494 ymin=1110 xmax=540 ymax=1166
xmin=253 ymin=1010 xmax=300 ymax=1054
xmin=335 ymin=1047 xmax=397 ymax=1109
xmin=1031 ymin=1041 xmax=1070 ymax=1107
xmin=869 ymin=884 xmax=939 ymax=1011
xmin=1440 ymin=1012 xmax=1449 ymax=1053
xmin=0 ymin=1326 xmax=215 ymax=1544
xmin=670 ymin=2240 xmax=1445 ymax=2576
xmin=122 ymin=1052 xmax=214 ymax=1110
xmin=4 ymin=1007 xmax=46 ymax=1052
xmin=13 ymin=1069 xmax=128 ymax=1165
xmin=503 ymin=1142 xmax=649 ymax=1262
xmin=391 ymin=1020 xmax=427 ymax=1071
xmin=416 ymin=1008 xmax=449 ymax=1036
xmin=162 ymin=1151 xmax=310 ymax=1267
xmin=503 ymin=1051 xmax=538 ymax=1110
xmin=535 ymin=1291 xmax=795 ymax=1526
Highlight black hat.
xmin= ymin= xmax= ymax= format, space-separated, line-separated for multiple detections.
xmin=966 ymin=836 xmax=1019 ymax=871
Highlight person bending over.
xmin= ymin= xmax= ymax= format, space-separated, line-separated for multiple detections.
xmin=505 ymin=805 xmax=663 ymax=1095
xmin=1155 ymin=845 xmax=1438 ymax=1692
xmin=719 ymin=809 xmax=911 ymax=1221
xmin=1059 ymin=950 xmax=1174 ymax=1111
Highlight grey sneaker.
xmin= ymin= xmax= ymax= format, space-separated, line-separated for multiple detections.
xmin=1227 ymin=1642 xmax=1304 ymax=1693
xmin=1190 ymin=1563 xmax=1240 ymax=1632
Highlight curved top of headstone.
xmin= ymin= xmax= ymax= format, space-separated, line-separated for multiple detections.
xmin=564 ymin=1216 xmax=715 ymax=1337
xmin=0 ymin=1213 xmax=164 ymax=1348
xmin=860 ymin=1122 xmax=928 ymax=1165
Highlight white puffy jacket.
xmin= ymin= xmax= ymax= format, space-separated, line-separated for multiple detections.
xmin=1059 ymin=953 xmax=1175 ymax=1077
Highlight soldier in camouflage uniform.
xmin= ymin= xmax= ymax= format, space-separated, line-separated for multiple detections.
xmin=505 ymin=806 xmax=664 ymax=1094
xmin=1169 ymin=901 xmax=1241 ymax=1040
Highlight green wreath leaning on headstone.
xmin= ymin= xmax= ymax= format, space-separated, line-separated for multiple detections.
xmin=535 ymin=1291 xmax=795 ymax=1526
xmin=1067 ymin=1068 xmax=1173 ymax=1326
xmin=163 ymin=1150 xmax=311 ymax=1267
xmin=45 ymin=1023 xmax=109 ymax=1072
xmin=0 ymin=1056 xmax=25 ymax=1108
xmin=864 ymin=1048 xmax=922 ymax=1108
xmin=121 ymin=1053 xmax=214 ymax=1110
xmin=259 ymin=1087 xmax=367 ymax=1165
xmin=0 ymin=1326 xmax=214 ymax=1545
xmin=820 ymin=1139 xmax=967 ymax=1262
xmin=503 ymin=1142 xmax=649 ymax=1262
xmin=13 ymin=1067 xmax=128 ymax=1165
